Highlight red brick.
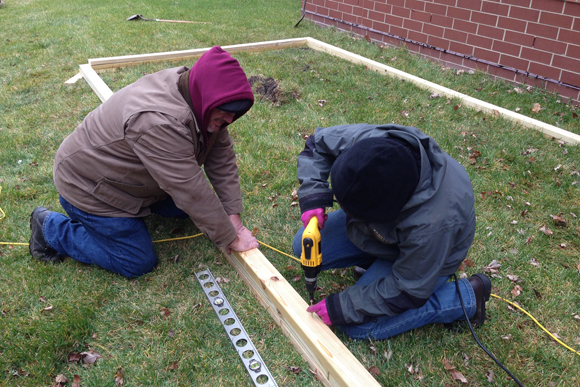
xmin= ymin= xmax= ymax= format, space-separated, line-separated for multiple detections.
xmin=432 ymin=14 xmax=454 ymax=27
xmin=499 ymin=54 xmax=529 ymax=71
xmin=374 ymin=21 xmax=392 ymax=32
xmin=392 ymin=5 xmax=411 ymax=18
xmin=329 ymin=9 xmax=342 ymax=19
xmin=407 ymin=41 xmax=423 ymax=53
xmin=391 ymin=25 xmax=409 ymax=38
xmin=545 ymin=83 xmax=580 ymax=102
xmin=434 ymin=0 xmax=457 ymax=6
xmin=472 ymin=60 xmax=491 ymax=72
xmin=368 ymin=10 xmax=385 ymax=22
xmin=467 ymin=33 xmax=493 ymax=49
xmin=493 ymin=40 xmax=521 ymax=56
xmin=311 ymin=0 xmax=324 ymax=6
xmin=425 ymin=2 xmax=447 ymax=15
xmin=411 ymin=10 xmax=432 ymax=22
xmin=497 ymin=16 xmax=527 ymax=32
xmin=408 ymin=30 xmax=429 ymax=44
xmin=450 ymin=40 xmax=475 ymax=55
xmin=375 ymin=3 xmax=393 ymax=13
xmin=508 ymin=6 xmax=539 ymax=22
xmin=457 ymin=0 xmax=482 ymax=11
xmin=424 ymin=22 xmax=445 ymax=36
xmin=368 ymin=30 xmax=385 ymax=42
xmin=481 ymin=1 xmax=509 ymax=16
xmin=561 ymin=71 xmax=580 ymax=88
xmin=361 ymin=0 xmax=375 ymax=8
xmin=539 ymin=12 xmax=574 ymax=29
xmin=447 ymin=6 xmax=471 ymax=20
xmin=531 ymin=0 xmax=564 ymax=13
xmin=343 ymin=12 xmax=358 ymax=24
xmin=344 ymin=0 xmax=360 ymax=5
xmin=574 ymin=19 xmax=580 ymax=32
xmin=568 ymin=44 xmax=580 ymax=60
xmin=553 ymin=55 xmax=580 ymax=74
xmin=526 ymin=22 xmax=558 ymax=39
xmin=533 ymin=37 xmax=567 ymax=55
xmin=500 ymin=0 xmax=531 ymax=6
xmin=453 ymin=18 xmax=478 ymax=33
xmin=428 ymin=35 xmax=451 ymax=49
xmin=559 ymin=29 xmax=580 ymax=45
xmin=471 ymin=11 xmax=498 ymax=26
xmin=327 ymin=0 xmax=340 ymax=10
xmin=406 ymin=0 xmax=426 ymax=11
xmin=353 ymin=6 xmax=369 ymax=17
xmin=528 ymin=61 xmax=561 ymax=80
xmin=504 ymin=30 xmax=535 ymax=47
xmin=339 ymin=3 xmax=354 ymax=14
xmin=315 ymin=6 xmax=330 ymax=16
xmin=447 ymin=7 xmax=471 ymax=20
xmin=520 ymin=47 xmax=553 ymax=64
xmin=478 ymin=24 xmax=505 ymax=40
xmin=444 ymin=28 xmax=468 ymax=42
xmin=404 ymin=18 xmax=424 ymax=31
xmin=474 ymin=47 xmax=501 ymax=62
xmin=385 ymin=14 xmax=405 ymax=26
xmin=359 ymin=15 xmax=374 ymax=28
xmin=564 ymin=2 xmax=580 ymax=18
xmin=386 ymin=0 xmax=405 ymax=6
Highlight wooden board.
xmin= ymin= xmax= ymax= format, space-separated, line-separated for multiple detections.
xmin=223 ymin=248 xmax=381 ymax=387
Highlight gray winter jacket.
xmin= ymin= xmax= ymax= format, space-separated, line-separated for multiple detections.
xmin=297 ymin=124 xmax=475 ymax=325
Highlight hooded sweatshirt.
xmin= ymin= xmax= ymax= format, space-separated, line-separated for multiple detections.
xmin=53 ymin=47 xmax=254 ymax=248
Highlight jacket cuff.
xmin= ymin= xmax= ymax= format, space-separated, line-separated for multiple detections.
xmin=299 ymin=192 xmax=334 ymax=213
xmin=325 ymin=293 xmax=347 ymax=326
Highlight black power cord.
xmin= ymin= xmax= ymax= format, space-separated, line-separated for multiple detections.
xmin=294 ymin=0 xmax=308 ymax=27
xmin=453 ymin=274 xmax=525 ymax=387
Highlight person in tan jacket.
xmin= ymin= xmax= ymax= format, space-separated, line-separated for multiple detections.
xmin=28 ymin=46 xmax=259 ymax=277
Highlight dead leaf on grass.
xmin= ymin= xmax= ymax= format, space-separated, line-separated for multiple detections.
xmin=450 ymin=370 xmax=468 ymax=383
xmin=511 ymin=284 xmax=523 ymax=297
xmin=81 ymin=350 xmax=102 ymax=365
xmin=539 ymin=225 xmax=553 ymax=236
xmin=530 ymin=258 xmax=541 ymax=267
xmin=531 ymin=103 xmax=542 ymax=113
xmin=442 ymin=358 xmax=456 ymax=370
xmin=550 ymin=214 xmax=567 ymax=226
xmin=169 ymin=362 xmax=179 ymax=371
xmin=160 ymin=307 xmax=171 ymax=318
xmin=72 ymin=374 xmax=81 ymax=387
xmin=368 ymin=366 xmax=380 ymax=376
xmin=287 ymin=365 xmax=302 ymax=374
xmin=507 ymin=274 xmax=521 ymax=282
xmin=68 ymin=351 xmax=82 ymax=363
xmin=55 ymin=374 xmax=68 ymax=385
xmin=114 ymin=367 xmax=124 ymax=386
xmin=486 ymin=369 xmax=495 ymax=382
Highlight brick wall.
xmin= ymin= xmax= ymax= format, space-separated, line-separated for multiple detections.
xmin=304 ymin=0 xmax=580 ymax=102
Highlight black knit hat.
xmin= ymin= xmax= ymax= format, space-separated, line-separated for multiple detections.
xmin=331 ymin=137 xmax=420 ymax=222
xmin=217 ymin=99 xmax=253 ymax=113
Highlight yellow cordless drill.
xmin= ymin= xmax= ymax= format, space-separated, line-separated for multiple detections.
xmin=300 ymin=217 xmax=322 ymax=305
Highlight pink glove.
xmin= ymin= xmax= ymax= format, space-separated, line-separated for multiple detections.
xmin=301 ymin=208 xmax=328 ymax=229
xmin=307 ymin=299 xmax=331 ymax=325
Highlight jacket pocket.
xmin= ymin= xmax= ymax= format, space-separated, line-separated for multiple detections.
xmin=92 ymin=178 xmax=146 ymax=215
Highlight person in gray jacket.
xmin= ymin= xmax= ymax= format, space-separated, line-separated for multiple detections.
xmin=292 ymin=123 xmax=491 ymax=340
xmin=28 ymin=46 xmax=259 ymax=277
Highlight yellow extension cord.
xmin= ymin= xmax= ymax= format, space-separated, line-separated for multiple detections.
xmin=0 ymin=191 xmax=578 ymax=357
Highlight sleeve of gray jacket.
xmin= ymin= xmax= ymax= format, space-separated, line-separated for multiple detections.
xmin=325 ymin=227 xmax=462 ymax=326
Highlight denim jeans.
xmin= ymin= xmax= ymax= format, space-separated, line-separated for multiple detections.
xmin=44 ymin=196 xmax=188 ymax=278
xmin=292 ymin=210 xmax=476 ymax=340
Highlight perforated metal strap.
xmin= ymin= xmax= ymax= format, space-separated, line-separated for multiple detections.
xmin=196 ymin=269 xmax=278 ymax=387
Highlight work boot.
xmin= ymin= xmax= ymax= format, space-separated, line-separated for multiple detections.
xmin=467 ymin=273 xmax=492 ymax=326
xmin=29 ymin=207 xmax=64 ymax=263
xmin=445 ymin=273 xmax=491 ymax=331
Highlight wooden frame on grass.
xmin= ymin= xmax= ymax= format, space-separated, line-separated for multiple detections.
xmin=70 ymin=37 xmax=579 ymax=387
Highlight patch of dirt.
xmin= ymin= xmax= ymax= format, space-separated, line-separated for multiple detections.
xmin=248 ymin=75 xmax=299 ymax=106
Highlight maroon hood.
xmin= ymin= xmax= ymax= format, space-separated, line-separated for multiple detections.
xmin=189 ymin=46 xmax=254 ymax=133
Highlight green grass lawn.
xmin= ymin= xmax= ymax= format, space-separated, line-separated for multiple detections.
xmin=1 ymin=0 xmax=580 ymax=386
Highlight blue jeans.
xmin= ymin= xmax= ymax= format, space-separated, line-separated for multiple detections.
xmin=44 ymin=196 xmax=188 ymax=278
xmin=292 ymin=210 xmax=476 ymax=340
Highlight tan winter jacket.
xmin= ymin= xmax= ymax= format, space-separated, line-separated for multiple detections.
xmin=53 ymin=67 xmax=242 ymax=247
